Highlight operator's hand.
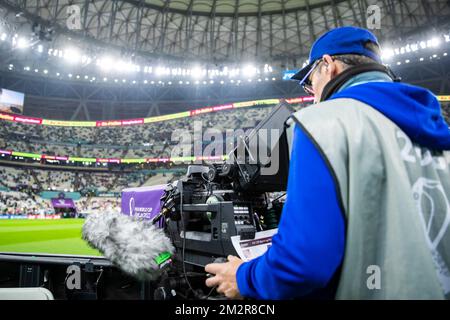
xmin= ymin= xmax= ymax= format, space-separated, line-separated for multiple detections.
xmin=205 ymin=255 xmax=244 ymax=299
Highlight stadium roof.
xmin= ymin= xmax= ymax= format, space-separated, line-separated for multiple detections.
xmin=1 ymin=0 xmax=449 ymax=65
xmin=139 ymin=0 xmax=333 ymax=16
xmin=0 ymin=1 xmax=449 ymax=121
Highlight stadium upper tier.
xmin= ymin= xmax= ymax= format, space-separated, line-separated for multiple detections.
xmin=0 ymin=165 xmax=182 ymax=194
xmin=0 ymin=97 xmax=312 ymax=162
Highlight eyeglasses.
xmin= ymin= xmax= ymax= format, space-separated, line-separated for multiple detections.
xmin=299 ymin=59 xmax=323 ymax=95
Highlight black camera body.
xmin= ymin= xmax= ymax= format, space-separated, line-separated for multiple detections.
xmin=163 ymin=165 xmax=268 ymax=267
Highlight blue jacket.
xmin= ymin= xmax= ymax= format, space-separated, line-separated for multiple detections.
xmin=236 ymin=77 xmax=450 ymax=299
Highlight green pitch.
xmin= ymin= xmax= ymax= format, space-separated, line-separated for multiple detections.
xmin=0 ymin=219 xmax=102 ymax=256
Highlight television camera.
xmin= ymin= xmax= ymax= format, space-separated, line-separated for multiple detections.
xmin=150 ymin=102 xmax=294 ymax=299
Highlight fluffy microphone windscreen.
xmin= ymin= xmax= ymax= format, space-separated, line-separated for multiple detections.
xmin=82 ymin=211 xmax=175 ymax=280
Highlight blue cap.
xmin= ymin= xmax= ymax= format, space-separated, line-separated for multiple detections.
xmin=291 ymin=26 xmax=382 ymax=81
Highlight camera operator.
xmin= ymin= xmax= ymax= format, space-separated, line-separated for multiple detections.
xmin=205 ymin=26 xmax=450 ymax=299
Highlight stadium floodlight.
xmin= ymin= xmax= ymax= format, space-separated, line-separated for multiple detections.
xmin=0 ymin=33 xmax=6 ymax=41
xmin=64 ymin=48 xmax=81 ymax=63
xmin=381 ymin=48 xmax=394 ymax=61
xmin=208 ymin=69 xmax=219 ymax=78
xmin=263 ymin=64 xmax=273 ymax=73
xmin=428 ymin=37 xmax=441 ymax=47
xmin=242 ymin=65 xmax=257 ymax=78
xmin=97 ymin=56 xmax=114 ymax=72
xmin=191 ymin=66 xmax=204 ymax=78
xmin=155 ymin=66 xmax=166 ymax=76
xmin=34 ymin=69 xmax=38 ymax=72
xmin=68 ymin=73 xmax=73 ymax=78
xmin=16 ymin=37 xmax=29 ymax=49
xmin=229 ymin=68 xmax=239 ymax=78
xmin=115 ymin=60 xmax=136 ymax=73
xmin=445 ymin=35 xmax=450 ymax=42
xmin=221 ymin=66 xmax=229 ymax=76
xmin=37 ymin=44 xmax=43 ymax=53
xmin=81 ymin=55 xmax=92 ymax=65
xmin=43 ymin=69 xmax=48 ymax=74
xmin=56 ymin=72 xmax=60 ymax=76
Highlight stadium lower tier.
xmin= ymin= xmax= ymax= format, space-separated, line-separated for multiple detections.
xmin=0 ymin=164 xmax=182 ymax=193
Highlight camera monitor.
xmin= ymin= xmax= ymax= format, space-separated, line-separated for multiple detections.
xmin=230 ymin=101 xmax=294 ymax=192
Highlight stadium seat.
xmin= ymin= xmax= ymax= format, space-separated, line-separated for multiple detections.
xmin=0 ymin=287 xmax=54 ymax=300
